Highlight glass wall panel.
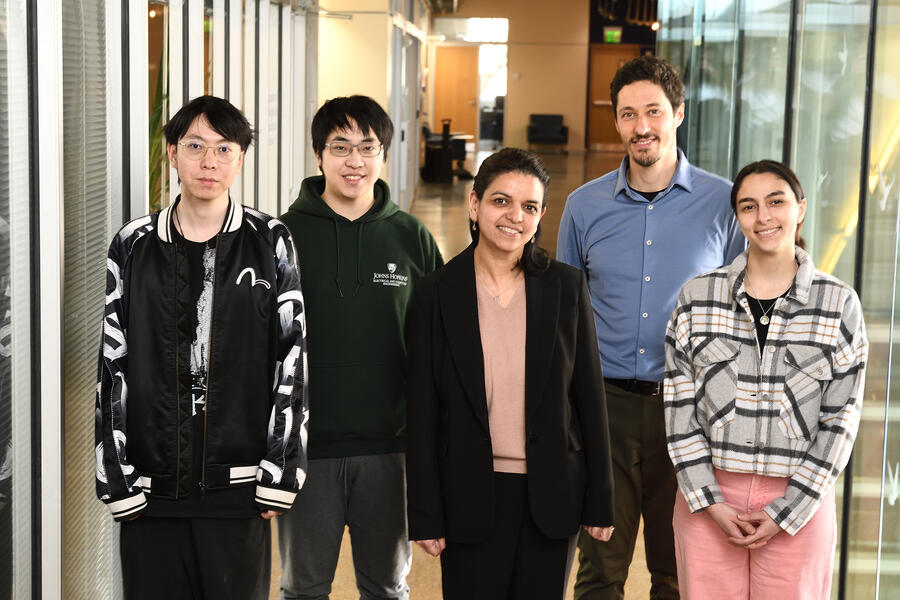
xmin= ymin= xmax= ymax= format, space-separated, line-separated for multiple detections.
xmin=61 ymin=0 xmax=122 ymax=600
xmin=790 ymin=1 xmax=870 ymax=282
xmin=61 ymin=1 xmax=120 ymax=598
xmin=659 ymin=1 xmax=789 ymax=177
xmin=851 ymin=4 xmax=900 ymax=598
xmin=733 ymin=1 xmax=790 ymax=169
xmin=0 ymin=0 xmax=31 ymax=596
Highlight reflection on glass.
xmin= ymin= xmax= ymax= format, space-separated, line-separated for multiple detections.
xmin=734 ymin=2 xmax=790 ymax=168
xmin=791 ymin=0 xmax=869 ymax=282
xmin=0 ymin=0 xmax=11 ymax=592
xmin=850 ymin=1 xmax=900 ymax=597
xmin=149 ymin=1 xmax=169 ymax=211
xmin=659 ymin=1 xmax=789 ymax=178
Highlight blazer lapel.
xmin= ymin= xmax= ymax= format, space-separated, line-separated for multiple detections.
xmin=525 ymin=269 xmax=559 ymax=421
xmin=438 ymin=247 xmax=490 ymax=435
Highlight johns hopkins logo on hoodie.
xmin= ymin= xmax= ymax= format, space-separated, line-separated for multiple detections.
xmin=373 ymin=262 xmax=409 ymax=287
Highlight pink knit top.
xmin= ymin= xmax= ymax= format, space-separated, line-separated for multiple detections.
xmin=476 ymin=279 xmax=527 ymax=474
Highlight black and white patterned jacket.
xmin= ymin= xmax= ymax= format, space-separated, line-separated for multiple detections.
xmin=664 ymin=247 xmax=867 ymax=535
xmin=95 ymin=198 xmax=309 ymax=521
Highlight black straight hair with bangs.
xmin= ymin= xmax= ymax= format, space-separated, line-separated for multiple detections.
xmin=311 ymin=95 xmax=395 ymax=158
xmin=163 ymin=95 xmax=254 ymax=151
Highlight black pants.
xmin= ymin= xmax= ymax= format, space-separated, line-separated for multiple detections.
xmin=575 ymin=382 xmax=678 ymax=600
xmin=440 ymin=472 xmax=571 ymax=600
xmin=120 ymin=516 xmax=271 ymax=600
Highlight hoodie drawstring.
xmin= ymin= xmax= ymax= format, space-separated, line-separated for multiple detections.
xmin=333 ymin=219 xmax=344 ymax=297
xmin=354 ymin=222 xmax=364 ymax=296
xmin=333 ymin=219 xmax=365 ymax=298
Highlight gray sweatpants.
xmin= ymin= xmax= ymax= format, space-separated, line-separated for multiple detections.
xmin=276 ymin=452 xmax=412 ymax=600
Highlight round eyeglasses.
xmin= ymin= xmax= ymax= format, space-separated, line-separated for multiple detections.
xmin=324 ymin=142 xmax=383 ymax=158
xmin=178 ymin=141 xmax=240 ymax=164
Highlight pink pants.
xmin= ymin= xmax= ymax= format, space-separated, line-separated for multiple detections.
xmin=672 ymin=468 xmax=835 ymax=600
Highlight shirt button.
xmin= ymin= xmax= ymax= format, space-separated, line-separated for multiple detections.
xmin=646 ymin=240 xmax=653 ymax=246
xmin=648 ymin=205 xmax=654 ymax=211
xmin=645 ymin=276 xmax=651 ymax=282
xmin=642 ymin=312 xmax=648 ymax=318
xmin=768 ymin=346 xmax=776 ymax=353
xmin=761 ymin=393 xmax=769 ymax=400
xmin=639 ymin=348 xmax=646 ymax=354
xmin=758 ymin=442 xmax=765 ymax=449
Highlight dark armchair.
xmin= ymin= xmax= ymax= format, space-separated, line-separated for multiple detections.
xmin=527 ymin=114 xmax=569 ymax=149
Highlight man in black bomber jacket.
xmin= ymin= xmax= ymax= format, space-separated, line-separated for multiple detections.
xmin=94 ymin=96 xmax=309 ymax=600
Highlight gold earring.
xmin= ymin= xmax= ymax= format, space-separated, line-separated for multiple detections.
xmin=531 ymin=236 xmax=535 ymax=244
xmin=471 ymin=222 xmax=477 ymax=231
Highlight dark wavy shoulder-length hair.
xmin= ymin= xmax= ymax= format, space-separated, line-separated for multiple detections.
xmin=469 ymin=147 xmax=551 ymax=275
xmin=731 ymin=159 xmax=807 ymax=250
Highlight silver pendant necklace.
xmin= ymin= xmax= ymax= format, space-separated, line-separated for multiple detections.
xmin=754 ymin=297 xmax=776 ymax=326
xmin=746 ymin=277 xmax=777 ymax=325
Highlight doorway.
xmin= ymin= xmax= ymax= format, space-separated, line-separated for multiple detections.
xmin=588 ymin=43 xmax=641 ymax=150
xmin=433 ymin=45 xmax=479 ymax=137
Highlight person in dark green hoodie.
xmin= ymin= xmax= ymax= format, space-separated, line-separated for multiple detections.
xmin=276 ymin=95 xmax=443 ymax=600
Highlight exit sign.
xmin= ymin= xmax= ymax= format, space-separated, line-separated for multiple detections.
xmin=603 ymin=27 xmax=622 ymax=43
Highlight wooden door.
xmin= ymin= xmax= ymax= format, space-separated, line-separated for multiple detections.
xmin=589 ymin=44 xmax=642 ymax=149
xmin=433 ymin=45 xmax=479 ymax=137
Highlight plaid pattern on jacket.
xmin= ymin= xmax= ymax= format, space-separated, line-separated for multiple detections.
xmin=664 ymin=247 xmax=867 ymax=535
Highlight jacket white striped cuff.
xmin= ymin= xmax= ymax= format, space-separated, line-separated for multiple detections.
xmin=105 ymin=490 xmax=147 ymax=521
xmin=255 ymin=485 xmax=296 ymax=511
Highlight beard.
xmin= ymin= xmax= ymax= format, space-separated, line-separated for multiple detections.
xmin=628 ymin=135 xmax=661 ymax=167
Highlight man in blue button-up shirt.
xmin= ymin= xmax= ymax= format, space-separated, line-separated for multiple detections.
xmin=558 ymin=56 xmax=745 ymax=600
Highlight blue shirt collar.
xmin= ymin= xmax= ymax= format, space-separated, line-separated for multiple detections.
xmin=614 ymin=147 xmax=693 ymax=201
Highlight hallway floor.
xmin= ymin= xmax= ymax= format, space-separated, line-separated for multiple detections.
xmin=269 ymin=149 xmax=654 ymax=599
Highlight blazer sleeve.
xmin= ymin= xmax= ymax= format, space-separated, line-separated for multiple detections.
xmin=404 ymin=277 xmax=446 ymax=540
xmin=572 ymin=270 xmax=615 ymax=527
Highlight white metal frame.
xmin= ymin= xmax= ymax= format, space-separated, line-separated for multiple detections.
xmin=228 ymin=0 xmax=244 ymax=205
xmin=35 ymin=0 xmax=64 ymax=596
xmin=187 ymin=0 xmax=204 ymax=98
xmin=290 ymin=6 xmax=307 ymax=201
xmin=212 ymin=0 xmax=226 ymax=98
xmin=256 ymin=0 xmax=271 ymax=214
xmin=279 ymin=2 xmax=292 ymax=215
xmin=242 ymin=0 xmax=257 ymax=207
xmin=128 ymin=0 xmax=149 ymax=217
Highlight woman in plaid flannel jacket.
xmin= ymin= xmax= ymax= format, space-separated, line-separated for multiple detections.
xmin=663 ymin=160 xmax=867 ymax=599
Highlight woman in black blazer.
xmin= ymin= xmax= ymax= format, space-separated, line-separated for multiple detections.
xmin=405 ymin=148 xmax=614 ymax=599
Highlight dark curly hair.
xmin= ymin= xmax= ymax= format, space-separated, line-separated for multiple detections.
xmin=610 ymin=55 xmax=684 ymax=115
